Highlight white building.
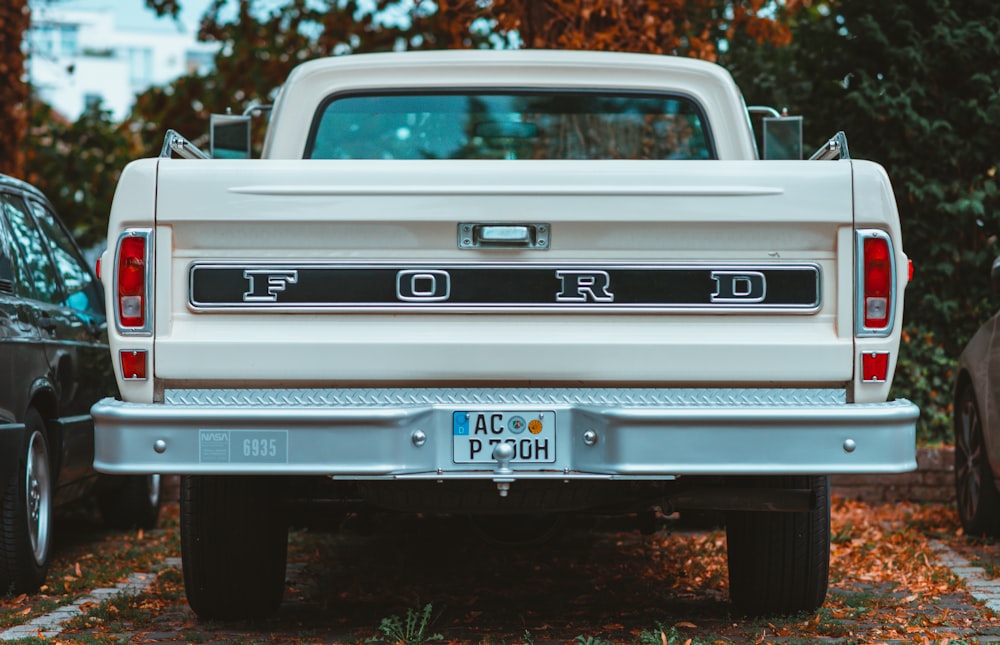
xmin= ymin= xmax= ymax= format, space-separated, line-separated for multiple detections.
xmin=27 ymin=2 xmax=217 ymax=122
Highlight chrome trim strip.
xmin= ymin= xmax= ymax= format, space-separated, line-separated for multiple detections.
xmin=186 ymin=261 xmax=822 ymax=314
xmin=226 ymin=185 xmax=786 ymax=197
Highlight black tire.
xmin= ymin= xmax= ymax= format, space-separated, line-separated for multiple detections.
xmin=99 ymin=475 xmax=162 ymax=530
xmin=954 ymin=386 xmax=1000 ymax=536
xmin=0 ymin=409 xmax=53 ymax=594
xmin=180 ymin=475 xmax=288 ymax=620
xmin=725 ymin=475 xmax=830 ymax=617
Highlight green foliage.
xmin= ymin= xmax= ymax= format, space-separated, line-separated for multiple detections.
xmin=891 ymin=325 xmax=956 ymax=443
xmin=23 ymin=101 xmax=141 ymax=249
xmin=636 ymin=625 xmax=714 ymax=645
xmin=726 ymin=0 xmax=1000 ymax=443
xmin=370 ymin=602 xmax=443 ymax=645
xmin=574 ymin=636 xmax=615 ymax=645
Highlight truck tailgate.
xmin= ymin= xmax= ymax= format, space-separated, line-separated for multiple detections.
xmin=152 ymin=159 xmax=854 ymax=386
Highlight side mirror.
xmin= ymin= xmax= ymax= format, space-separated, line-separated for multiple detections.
xmin=762 ymin=115 xmax=803 ymax=160
xmin=992 ymin=256 xmax=1000 ymax=295
xmin=210 ymin=114 xmax=252 ymax=159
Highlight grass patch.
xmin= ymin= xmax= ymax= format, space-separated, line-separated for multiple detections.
xmin=63 ymin=592 xmax=155 ymax=633
xmin=369 ymin=602 xmax=443 ymax=645
xmin=838 ymin=590 xmax=887 ymax=609
xmin=151 ymin=566 xmax=186 ymax=602
xmin=971 ymin=557 xmax=1000 ymax=578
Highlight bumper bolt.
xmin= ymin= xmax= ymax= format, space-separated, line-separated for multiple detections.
xmin=583 ymin=430 xmax=598 ymax=446
xmin=411 ymin=430 xmax=427 ymax=447
xmin=843 ymin=438 xmax=857 ymax=453
xmin=153 ymin=439 xmax=167 ymax=454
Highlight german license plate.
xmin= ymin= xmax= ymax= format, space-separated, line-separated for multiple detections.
xmin=452 ymin=411 xmax=556 ymax=463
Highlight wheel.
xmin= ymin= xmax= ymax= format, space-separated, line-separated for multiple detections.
xmin=954 ymin=386 xmax=1000 ymax=536
xmin=180 ymin=475 xmax=288 ymax=619
xmin=725 ymin=475 xmax=830 ymax=616
xmin=99 ymin=475 xmax=163 ymax=530
xmin=0 ymin=409 xmax=53 ymax=594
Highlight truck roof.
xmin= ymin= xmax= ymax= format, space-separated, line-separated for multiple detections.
xmin=263 ymin=50 xmax=758 ymax=160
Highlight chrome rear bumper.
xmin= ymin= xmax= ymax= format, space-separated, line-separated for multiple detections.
xmin=92 ymin=388 xmax=918 ymax=478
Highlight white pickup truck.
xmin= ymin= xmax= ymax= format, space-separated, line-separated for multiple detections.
xmin=92 ymin=50 xmax=918 ymax=620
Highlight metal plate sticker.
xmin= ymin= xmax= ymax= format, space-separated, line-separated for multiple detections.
xmin=199 ymin=430 xmax=289 ymax=464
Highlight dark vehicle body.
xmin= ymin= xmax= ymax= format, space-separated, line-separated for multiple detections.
xmin=0 ymin=173 xmax=159 ymax=594
xmin=955 ymin=257 xmax=1000 ymax=536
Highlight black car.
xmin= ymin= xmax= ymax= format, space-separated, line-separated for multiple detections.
xmin=0 ymin=173 xmax=160 ymax=594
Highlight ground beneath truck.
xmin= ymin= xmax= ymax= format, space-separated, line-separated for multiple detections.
xmin=1 ymin=495 xmax=998 ymax=644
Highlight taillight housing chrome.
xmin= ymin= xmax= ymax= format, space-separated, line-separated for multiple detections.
xmin=114 ymin=228 xmax=153 ymax=335
xmin=855 ymin=229 xmax=895 ymax=337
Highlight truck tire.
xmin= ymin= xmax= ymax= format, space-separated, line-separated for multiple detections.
xmin=99 ymin=475 xmax=162 ymax=530
xmin=954 ymin=386 xmax=1000 ymax=536
xmin=180 ymin=475 xmax=288 ymax=619
xmin=0 ymin=409 xmax=52 ymax=594
xmin=725 ymin=475 xmax=829 ymax=616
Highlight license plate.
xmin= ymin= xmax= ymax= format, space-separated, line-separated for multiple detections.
xmin=452 ymin=411 xmax=556 ymax=463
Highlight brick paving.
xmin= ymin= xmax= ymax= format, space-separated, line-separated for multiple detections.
xmin=0 ymin=571 xmax=157 ymax=641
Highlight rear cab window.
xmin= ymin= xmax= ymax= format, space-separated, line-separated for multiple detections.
xmin=306 ymin=91 xmax=715 ymax=161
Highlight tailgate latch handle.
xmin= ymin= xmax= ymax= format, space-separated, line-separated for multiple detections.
xmin=458 ymin=222 xmax=549 ymax=249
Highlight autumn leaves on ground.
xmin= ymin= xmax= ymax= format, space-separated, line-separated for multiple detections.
xmin=0 ymin=495 xmax=991 ymax=644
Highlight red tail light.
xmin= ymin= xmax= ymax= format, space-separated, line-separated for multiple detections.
xmin=863 ymin=237 xmax=891 ymax=328
xmin=856 ymin=230 xmax=895 ymax=335
xmin=115 ymin=230 xmax=152 ymax=333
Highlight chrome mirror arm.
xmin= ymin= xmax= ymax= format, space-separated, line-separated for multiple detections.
xmin=809 ymin=131 xmax=851 ymax=161
xmin=159 ymin=129 xmax=210 ymax=159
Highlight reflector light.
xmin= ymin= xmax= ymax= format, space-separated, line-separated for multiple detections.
xmin=120 ymin=350 xmax=147 ymax=380
xmin=862 ymin=351 xmax=889 ymax=383
xmin=95 ymin=257 xmax=101 ymax=280
xmin=863 ymin=236 xmax=891 ymax=329
xmin=117 ymin=236 xmax=146 ymax=328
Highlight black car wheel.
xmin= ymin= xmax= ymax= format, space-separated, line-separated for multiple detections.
xmin=955 ymin=386 xmax=1000 ymax=536
xmin=0 ymin=408 xmax=53 ymax=594
xmin=726 ymin=475 xmax=830 ymax=616
xmin=180 ymin=475 xmax=288 ymax=620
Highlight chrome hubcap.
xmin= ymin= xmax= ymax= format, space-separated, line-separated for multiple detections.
xmin=148 ymin=474 xmax=162 ymax=507
xmin=957 ymin=396 xmax=983 ymax=521
xmin=25 ymin=431 xmax=51 ymax=566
